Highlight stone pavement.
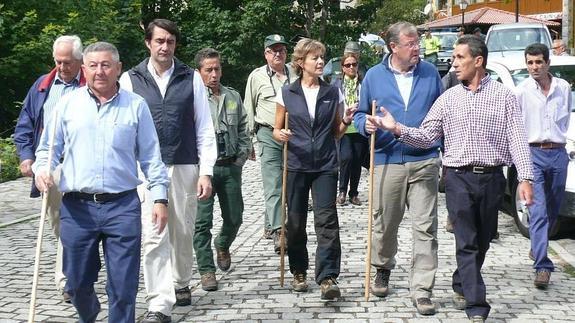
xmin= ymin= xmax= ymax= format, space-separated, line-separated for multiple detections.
xmin=1 ymin=158 xmax=575 ymax=323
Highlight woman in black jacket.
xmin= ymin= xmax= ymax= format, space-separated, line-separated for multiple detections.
xmin=273 ymin=38 xmax=355 ymax=300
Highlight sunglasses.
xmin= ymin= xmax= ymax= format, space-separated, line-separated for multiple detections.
xmin=343 ymin=62 xmax=358 ymax=68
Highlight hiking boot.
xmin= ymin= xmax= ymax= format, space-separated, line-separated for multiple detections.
xmin=453 ymin=292 xmax=466 ymax=310
xmin=215 ymin=242 xmax=231 ymax=271
xmin=273 ymin=230 xmax=287 ymax=254
xmin=413 ymin=297 xmax=436 ymax=315
xmin=320 ymin=277 xmax=341 ymax=300
xmin=174 ymin=286 xmax=191 ymax=306
xmin=371 ymin=268 xmax=390 ymax=297
xmin=263 ymin=228 xmax=273 ymax=239
xmin=141 ymin=311 xmax=172 ymax=323
xmin=336 ymin=192 xmax=346 ymax=205
xmin=292 ymin=272 xmax=308 ymax=292
xmin=62 ymin=291 xmax=71 ymax=304
xmin=201 ymin=272 xmax=218 ymax=291
xmin=349 ymin=196 xmax=362 ymax=206
xmin=469 ymin=315 xmax=485 ymax=323
xmin=534 ymin=269 xmax=551 ymax=289
xmin=445 ymin=218 xmax=454 ymax=233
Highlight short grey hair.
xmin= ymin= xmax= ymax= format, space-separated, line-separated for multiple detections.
xmin=384 ymin=22 xmax=418 ymax=53
xmin=53 ymin=35 xmax=83 ymax=60
xmin=194 ymin=47 xmax=220 ymax=69
xmin=83 ymin=41 xmax=120 ymax=63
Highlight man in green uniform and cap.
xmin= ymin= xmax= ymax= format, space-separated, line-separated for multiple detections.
xmin=245 ymin=34 xmax=297 ymax=254
xmin=194 ymin=48 xmax=251 ymax=291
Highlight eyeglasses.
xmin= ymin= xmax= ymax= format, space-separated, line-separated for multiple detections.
xmin=397 ymin=42 xmax=420 ymax=49
xmin=343 ymin=62 xmax=358 ymax=68
xmin=265 ymin=48 xmax=287 ymax=56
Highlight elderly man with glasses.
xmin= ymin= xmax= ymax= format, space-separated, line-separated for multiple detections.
xmin=354 ymin=21 xmax=443 ymax=316
xmin=245 ymin=34 xmax=297 ymax=254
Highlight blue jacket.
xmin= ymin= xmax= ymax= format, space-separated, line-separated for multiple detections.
xmin=354 ymin=54 xmax=442 ymax=165
xmin=14 ymin=68 xmax=86 ymax=197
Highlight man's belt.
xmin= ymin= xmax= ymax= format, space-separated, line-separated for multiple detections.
xmin=529 ymin=142 xmax=565 ymax=149
xmin=255 ymin=123 xmax=274 ymax=132
xmin=65 ymin=189 xmax=136 ymax=203
xmin=215 ymin=157 xmax=237 ymax=166
xmin=448 ymin=165 xmax=502 ymax=174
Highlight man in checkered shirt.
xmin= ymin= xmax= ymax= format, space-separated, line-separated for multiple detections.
xmin=367 ymin=35 xmax=534 ymax=322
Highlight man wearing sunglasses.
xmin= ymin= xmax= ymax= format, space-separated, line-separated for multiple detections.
xmin=245 ymin=34 xmax=297 ymax=254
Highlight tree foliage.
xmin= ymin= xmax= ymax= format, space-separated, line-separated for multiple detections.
xmin=1 ymin=0 xmax=417 ymax=140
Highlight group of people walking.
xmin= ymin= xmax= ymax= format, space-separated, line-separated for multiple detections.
xmin=14 ymin=17 xmax=571 ymax=323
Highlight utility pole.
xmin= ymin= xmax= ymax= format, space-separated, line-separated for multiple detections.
xmin=563 ymin=0 xmax=574 ymax=53
xmin=515 ymin=0 xmax=519 ymax=22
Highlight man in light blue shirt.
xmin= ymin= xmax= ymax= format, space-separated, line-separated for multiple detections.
xmin=33 ymin=41 xmax=168 ymax=323
xmin=516 ymin=43 xmax=572 ymax=290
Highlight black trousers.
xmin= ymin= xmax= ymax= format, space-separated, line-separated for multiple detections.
xmin=338 ymin=133 xmax=368 ymax=198
xmin=444 ymin=167 xmax=505 ymax=319
xmin=286 ymin=170 xmax=341 ymax=284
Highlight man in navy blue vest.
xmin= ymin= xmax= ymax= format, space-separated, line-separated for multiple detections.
xmin=119 ymin=19 xmax=217 ymax=323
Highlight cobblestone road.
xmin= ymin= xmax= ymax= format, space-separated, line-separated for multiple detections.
xmin=1 ymin=157 xmax=574 ymax=322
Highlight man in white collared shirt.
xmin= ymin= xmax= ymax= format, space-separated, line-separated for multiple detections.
xmin=516 ymin=43 xmax=572 ymax=290
xmin=119 ymin=19 xmax=217 ymax=323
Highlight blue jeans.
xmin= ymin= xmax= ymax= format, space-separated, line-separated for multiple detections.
xmin=60 ymin=191 xmax=141 ymax=323
xmin=528 ymin=147 xmax=569 ymax=272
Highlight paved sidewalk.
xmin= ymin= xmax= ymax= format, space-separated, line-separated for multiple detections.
xmin=1 ymin=158 xmax=575 ymax=322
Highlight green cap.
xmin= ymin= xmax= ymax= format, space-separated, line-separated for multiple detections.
xmin=264 ymin=34 xmax=288 ymax=48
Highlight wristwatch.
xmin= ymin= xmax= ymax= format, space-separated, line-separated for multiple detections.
xmin=154 ymin=199 xmax=168 ymax=206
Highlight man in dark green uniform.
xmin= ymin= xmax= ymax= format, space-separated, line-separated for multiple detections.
xmin=193 ymin=48 xmax=251 ymax=291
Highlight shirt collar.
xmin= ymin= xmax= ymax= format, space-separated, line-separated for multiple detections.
xmin=388 ymin=55 xmax=416 ymax=76
xmin=86 ymin=82 xmax=120 ymax=105
xmin=461 ymin=73 xmax=491 ymax=92
xmin=147 ymin=58 xmax=175 ymax=79
xmin=54 ymin=71 xmax=81 ymax=85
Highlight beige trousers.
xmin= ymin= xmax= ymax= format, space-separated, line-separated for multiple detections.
xmin=371 ymin=158 xmax=439 ymax=299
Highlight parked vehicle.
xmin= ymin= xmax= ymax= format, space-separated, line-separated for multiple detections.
xmin=419 ymin=31 xmax=457 ymax=76
xmin=486 ymin=55 xmax=575 ymax=238
xmin=485 ymin=23 xmax=553 ymax=59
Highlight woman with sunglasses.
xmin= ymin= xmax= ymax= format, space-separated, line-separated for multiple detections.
xmin=273 ymin=38 xmax=355 ymax=300
xmin=334 ymin=52 xmax=368 ymax=206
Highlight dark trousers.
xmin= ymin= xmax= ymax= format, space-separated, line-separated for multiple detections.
xmin=528 ymin=147 xmax=569 ymax=271
xmin=60 ymin=192 xmax=141 ymax=323
xmin=338 ymin=133 xmax=368 ymax=198
xmin=286 ymin=170 xmax=341 ymax=284
xmin=445 ymin=168 xmax=505 ymax=319
xmin=194 ymin=164 xmax=244 ymax=274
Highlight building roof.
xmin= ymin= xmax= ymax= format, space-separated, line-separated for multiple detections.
xmin=418 ymin=7 xmax=560 ymax=29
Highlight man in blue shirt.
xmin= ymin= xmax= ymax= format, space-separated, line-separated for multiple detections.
xmin=33 ymin=42 xmax=169 ymax=323
xmin=14 ymin=35 xmax=85 ymax=302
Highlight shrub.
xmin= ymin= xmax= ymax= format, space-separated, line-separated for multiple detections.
xmin=0 ymin=137 xmax=21 ymax=183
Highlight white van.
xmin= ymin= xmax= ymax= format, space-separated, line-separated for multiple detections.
xmin=485 ymin=23 xmax=553 ymax=59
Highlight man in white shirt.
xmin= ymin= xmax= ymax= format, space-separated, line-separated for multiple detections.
xmin=516 ymin=43 xmax=572 ymax=290
xmin=119 ymin=18 xmax=217 ymax=323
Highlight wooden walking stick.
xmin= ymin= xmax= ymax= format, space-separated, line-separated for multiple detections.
xmin=280 ymin=112 xmax=289 ymax=287
xmin=28 ymin=111 xmax=58 ymax=323
xmin=364 ymin=101 xmax=377 ymax=301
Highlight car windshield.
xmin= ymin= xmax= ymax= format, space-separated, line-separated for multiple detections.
xmin=511 ymin=65 xmax=575 ymax=111
xmin=436 ymin=33 xmax=457 ymax=49
xmin=487 ymin=28 xmax=550 ymax=52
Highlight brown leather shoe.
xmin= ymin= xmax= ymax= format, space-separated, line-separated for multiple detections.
xmin=215 ymin=245 xmax=231 ymax=271
xmin=534 ymin=270 xmax=551 ymax=289
xmin=201 ymin=272 xmax=218 ymax=291
xmin=336 ymin=192 xmax=346 ymax=205
xmin=349 ymin=196 xmax=361 ymax=206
